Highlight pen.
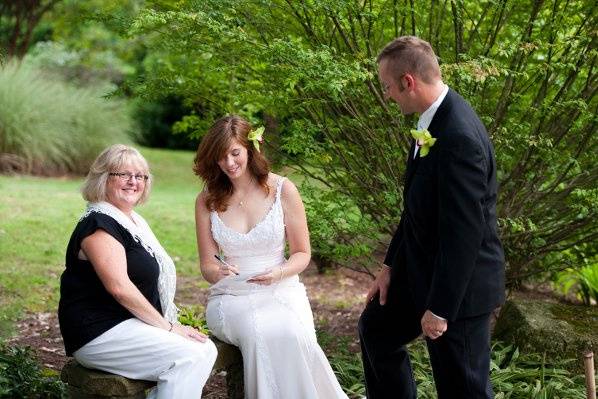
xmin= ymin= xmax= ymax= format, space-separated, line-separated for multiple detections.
xmin=214 ymin=254 xmax=239 ymax=275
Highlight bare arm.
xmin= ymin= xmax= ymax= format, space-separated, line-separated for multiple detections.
xmin=281 ymin=179 xmax=311 ymax=276
xmin=82 ymin=230 xmax=206 ymax=341
xmin=195 ymin=192 xmax=238 ymax=284
xmin=249 ymin=179 xmax=311 ymax=285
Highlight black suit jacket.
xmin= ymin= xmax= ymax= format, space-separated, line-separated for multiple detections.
xmin=384 ymin=88 xmax=505 ymax=321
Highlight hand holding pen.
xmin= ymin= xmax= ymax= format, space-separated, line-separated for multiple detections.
xmin=214 ymin=254 xmax=240 ymax=279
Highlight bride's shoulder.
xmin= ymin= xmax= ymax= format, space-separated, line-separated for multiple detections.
xmin=275 ymin=177 xmax=301 ymax=205
xmin=266 ymin=172 xmax=281 ymax=188
xmin=196 ymin=189 xmax=208 ymax=201
xmin=195 ymin=190 xmax=210 ymax=212
xmin=267 ymin=173 xmax=294 ymax=191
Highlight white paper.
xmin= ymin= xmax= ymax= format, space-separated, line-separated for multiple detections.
xmin=226 ymin=270 xmax=271 ymax=282
xmin=210 ymin=270 xmax=272 ymax=293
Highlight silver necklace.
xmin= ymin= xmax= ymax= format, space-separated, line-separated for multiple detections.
xmin=235 ymin=177 xmax=259 ymax=208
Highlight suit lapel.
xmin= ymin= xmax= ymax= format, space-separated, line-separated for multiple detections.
xmin=403 ymin=142 xmax=420 ymax=192
xmin=403 ymin=89 xmax=454 ymax=193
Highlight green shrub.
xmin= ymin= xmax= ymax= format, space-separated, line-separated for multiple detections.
xmin=0 ymin=345 xmax=66 ymax=398
xmin=129 ymin=0 xmax=598 ymax=282
xmin=491 ymin=344 xmax=587 ymax=399
xmin=25 ymin=41 xmax=132 ymax=88
xmin=301 ymin=183 xmax=381 ymax=275
xmin=132 ymin=96 xmax=199 ymax=151
xmin=0 ymin=61 xmax=132 ymax=175
xmin=315 ymin=330 xmax=366 ymax=398
xmin=556 ymin=262 xmax=598 ymax=306
xmin=317 ymin=331 xmax=588 ymax=398
xmin=177 ymin=305 xmax=210 ymax=335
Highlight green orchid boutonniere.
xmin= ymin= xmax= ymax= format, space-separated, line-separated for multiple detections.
xmin=410 ymin=128 xmax=437 ymax=157
xmin=248 ymin=126 xmax=265 ymax=152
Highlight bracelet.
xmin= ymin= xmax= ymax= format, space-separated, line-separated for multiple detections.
xmin=279 ymin=265 xmax=284 ymax=282
xmin=168 ymin=321 xmax=174 ymax=332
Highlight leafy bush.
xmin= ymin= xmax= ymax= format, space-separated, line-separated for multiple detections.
xmin=556 ymin=262 xmax=598 ymax=306
xmin=24 ymin=41 xmax=127 ymax=90
xmin=315 ymin=331 xmax=365 ymax=398
xmin=491 ymin=344 xmax=587 ymax=399
xmin=0 ymin=0 xmax=56 ymax=59
xmin=133 ymin=96 xmax=199 ymax=150
xmin=177 ymin=305 xmax=210 ymax=335
xmin=318 ymin=330 xmax=589 ymax=399
xmin=0 ymin=345 xmax=66 ymax=398
xmin=301 ymin=184 xmax=381 ymax=275
xmin=25 ymin=40 xmax=197 ymax=152
xmin=129 ymin=0 xmax=598 ymax=282
xmin=0 ymin=62 xmax=132 ymax=175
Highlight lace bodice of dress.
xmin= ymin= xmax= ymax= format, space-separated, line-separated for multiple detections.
xmin=210 ymin=177 xmax=286 ymax=276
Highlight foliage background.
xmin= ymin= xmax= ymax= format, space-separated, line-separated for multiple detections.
xmin=0 ymin=0 xmax=596 ymax=286
xmin=126 ymin=0 xmax=597 ymax=284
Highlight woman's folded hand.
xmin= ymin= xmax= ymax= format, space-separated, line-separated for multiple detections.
xmin=172 ymin=323 xmax=209 ymax=343
xmin=247 ymin=267 xmax=283 ymax=286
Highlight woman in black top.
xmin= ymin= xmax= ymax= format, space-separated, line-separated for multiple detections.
xmin=58 ymin=144 xmax=216 ymax=398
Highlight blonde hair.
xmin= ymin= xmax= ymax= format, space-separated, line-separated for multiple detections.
xmin=81 ymin=144 xmax=152 ymax=205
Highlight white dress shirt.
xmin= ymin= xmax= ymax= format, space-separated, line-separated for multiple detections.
xmin=413 ymin=84 xmax=449 ymax=159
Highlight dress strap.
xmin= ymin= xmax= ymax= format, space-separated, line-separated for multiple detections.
xmin=275 ymin=177 xmax=286 ymax=202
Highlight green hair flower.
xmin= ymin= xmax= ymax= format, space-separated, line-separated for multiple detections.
xmin=248 ymin=126 xmax=265 ymax=152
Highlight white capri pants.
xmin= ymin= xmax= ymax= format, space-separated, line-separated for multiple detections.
xmin=73 ymin=318 xmax=217 ymax=399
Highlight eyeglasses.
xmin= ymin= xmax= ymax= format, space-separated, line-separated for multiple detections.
xmin=380 ymin=73 xmax=407 ymax=94
xmin=109 ymin=172 xmax=149 ymax=182
xmin=381 ymin=81 xmax=391 ymax=94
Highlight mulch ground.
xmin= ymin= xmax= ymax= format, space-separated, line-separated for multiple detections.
xmin=7 ymin=264 xmax=372 ymax=398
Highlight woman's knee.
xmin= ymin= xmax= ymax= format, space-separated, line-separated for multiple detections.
xmin=186 ymin=338 xmax=218 ymax=366
xmin=203 ymin=339 xmax=218 ymax=365
xmin=262 ymin=322 xmax=305 ymax=347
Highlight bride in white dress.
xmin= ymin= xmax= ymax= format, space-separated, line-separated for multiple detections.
xmin=194 ymin=115 xmax=348 ymax=399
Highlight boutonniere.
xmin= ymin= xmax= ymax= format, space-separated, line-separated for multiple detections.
xmin=247 ymin=126 xmax=265 ymax=152
xmin=410 ymin=129 xmax=437 ymax=157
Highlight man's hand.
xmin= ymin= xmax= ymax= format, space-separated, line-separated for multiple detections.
xmin=421 ymin=310 xmax=447 ymax=340
xmin=365 ymin=265 xmax=392 ymax=305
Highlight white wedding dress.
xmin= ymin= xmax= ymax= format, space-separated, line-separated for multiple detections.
xmin=205 ymin=178 xmax=348 ymax=399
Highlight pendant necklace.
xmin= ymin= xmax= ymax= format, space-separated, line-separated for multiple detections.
xmin=236 ymin=178 xmax=255 ymax=208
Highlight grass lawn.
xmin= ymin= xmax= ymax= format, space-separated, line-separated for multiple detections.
xmin=0 ymin=147 xmax=203 ymax=337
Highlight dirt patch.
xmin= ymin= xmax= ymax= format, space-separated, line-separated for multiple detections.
xmin=7 ymin=263 xmax=372 ymax=396
xmin=7 ymin=312 xmax=66 ymax=370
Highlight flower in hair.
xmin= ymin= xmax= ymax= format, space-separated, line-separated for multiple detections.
xmin=248 ymin=126 xmax=265 ymax=152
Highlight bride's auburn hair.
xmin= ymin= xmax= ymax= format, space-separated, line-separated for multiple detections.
xmin=193 ymin=115 xmax=270 ymax=212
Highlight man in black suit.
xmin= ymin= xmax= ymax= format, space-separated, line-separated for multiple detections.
xmin=358 ymin=36 xmax=505 ymax=398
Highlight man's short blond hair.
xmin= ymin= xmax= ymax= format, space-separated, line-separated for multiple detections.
xmin=377 ymin=36 xmax=441 ymax=84
xmin=81 ymin=144 xmax=152 ymax=205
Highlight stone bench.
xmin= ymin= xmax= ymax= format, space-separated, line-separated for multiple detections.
xmin=61 ymin=338 xmax=244 ymax=399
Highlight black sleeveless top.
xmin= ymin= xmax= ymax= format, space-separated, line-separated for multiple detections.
xmin=58 ymin=212 xmax=162 ymax=356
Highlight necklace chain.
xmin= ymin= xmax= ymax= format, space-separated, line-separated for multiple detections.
xmin=235 ymin=178 xmax=257 ymax=208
